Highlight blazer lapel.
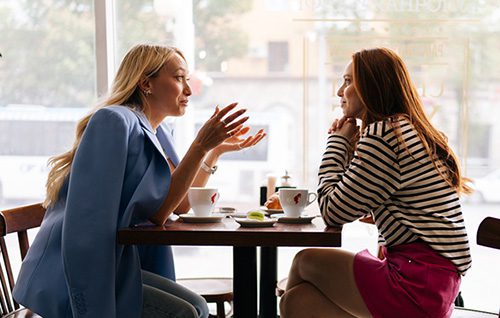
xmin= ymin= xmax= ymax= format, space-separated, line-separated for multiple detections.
xmin=133 ymin=110 xmax=168 ymax=162
xmin=157 ymin=123 xmax=180 ymax=166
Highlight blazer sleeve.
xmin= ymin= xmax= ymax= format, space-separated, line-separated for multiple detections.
xmin=61 ymin=108 xmax=130 ymax=317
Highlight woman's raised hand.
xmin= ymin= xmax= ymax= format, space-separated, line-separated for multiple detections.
xmin=329 ymin=116 xmax=360 ymax=145
xmin=193 ymin=103 xmax=249 ymax=153
xmin=213 ymin=126 xmax=266 ymax=155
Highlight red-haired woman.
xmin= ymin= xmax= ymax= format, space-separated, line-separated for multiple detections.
xmin=280 ymin=47 xmax=471 ymax=318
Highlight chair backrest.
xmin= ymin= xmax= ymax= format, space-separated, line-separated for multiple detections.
xmin=477 ymin=217 xmax=500 ymax=250
xmin=0 ymin=203 xmax=45 ymax=316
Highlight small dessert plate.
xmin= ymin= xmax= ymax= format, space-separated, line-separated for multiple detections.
xmin=229 ymin=212 xmax=251 ymax=218
xmin=271 ymin=214 xmax=317 ymax=224
xmin=234 ymin=218 xmax=277 ymax=228
xmin=178 ymin=213 xmax=225 ymax=223
xmin=231 ymin=209 xmax=270 ymax=219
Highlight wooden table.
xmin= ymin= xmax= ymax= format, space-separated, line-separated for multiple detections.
xmin=118 ymin=216 xmax=342 ymax=318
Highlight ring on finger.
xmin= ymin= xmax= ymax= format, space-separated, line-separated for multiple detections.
xmin=221 ymin=119 xmax=228 ymax=125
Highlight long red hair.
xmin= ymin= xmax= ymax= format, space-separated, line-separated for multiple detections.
xmin=352 ymin=47 xmax=471 ymax=194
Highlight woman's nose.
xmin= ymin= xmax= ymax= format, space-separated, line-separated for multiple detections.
xmin=337 ymin=86 xmax=344 ymax=97
xmin=184 ymin=82 xmax=192 ymax=96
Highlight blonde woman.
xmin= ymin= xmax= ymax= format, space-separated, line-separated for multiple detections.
xmin=280 ymin=48 xmax=471 ymax=318
xmin=13 ymin=44 xmax=264 ymax=318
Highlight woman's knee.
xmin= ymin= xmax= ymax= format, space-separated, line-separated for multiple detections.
xmin=142 ymin=284 xmax=199 ymax=318
xmin=191 ymin=293 xmax=209 ymax=318
xmin=168 ymin=282 xmax=208 ymax=317
xmin=292 ymin=249 xmax=314 ymax=270
xmin=291 ymin=248 xmax=324 ymax=277
xmin=141 ymin=270 xmax=209 ymax=317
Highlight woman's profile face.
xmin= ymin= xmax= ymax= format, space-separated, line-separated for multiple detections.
xmin=337 ymin=61 xmax=364 ymax=119
xmin=147 ymin=53 xmax=192 ymax=117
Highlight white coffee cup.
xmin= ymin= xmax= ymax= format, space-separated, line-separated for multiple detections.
xmin=188 ymin=187 xmax=220 ymax=216
xmin=279 ymin=188 xmax=317 ymax=218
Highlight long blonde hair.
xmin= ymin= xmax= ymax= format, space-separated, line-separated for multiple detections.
xmin=44 ymin=44 xmax=185 ymax=207
xmin=351 ymin=47 xmax=471 ymax=194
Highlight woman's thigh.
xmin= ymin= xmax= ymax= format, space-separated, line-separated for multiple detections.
xmin=290 ymin=248 xmax=371 ymax=317
xmin=142 ymin=270 xmax=209 ymax=318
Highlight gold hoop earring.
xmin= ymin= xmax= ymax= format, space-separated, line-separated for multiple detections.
xmin=144 ymin=89 xmax=152 ymax=96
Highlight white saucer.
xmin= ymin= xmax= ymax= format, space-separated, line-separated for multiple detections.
xmin=271 ymin=214 xmax=317 ymax=224
xmin=234 ymin=218 xmax=277 ymax=228
xmin=259 ymin=207 xmax=283 ymax=215
xmin=179 ymin=213 xmax=225 ymax=223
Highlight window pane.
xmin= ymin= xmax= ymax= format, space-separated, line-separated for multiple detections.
xmin=268 ymin=41 xmax=289 ymax=72
xmin=0 ymin=0 xmax=95 ymax=203
xmin=113 ymin=1 xmax=174 ymax=64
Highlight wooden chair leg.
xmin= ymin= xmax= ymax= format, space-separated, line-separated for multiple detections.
xmin=216 ymin=301 xmax=225 ymax=318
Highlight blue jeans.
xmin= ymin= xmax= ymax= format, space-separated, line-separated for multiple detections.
xmin=142 ymin=270 xmax=209 ymax=318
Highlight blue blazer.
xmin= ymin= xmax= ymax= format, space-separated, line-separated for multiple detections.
xmin=13 ymin=106 xmax=173 ymax=318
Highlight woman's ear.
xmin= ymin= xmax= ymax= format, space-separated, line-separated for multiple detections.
xmin=138 ymin=77 xmax=152 ymax=95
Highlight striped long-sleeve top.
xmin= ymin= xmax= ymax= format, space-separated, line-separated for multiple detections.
xmin=318 ymin=116 xmax=471 ymax=274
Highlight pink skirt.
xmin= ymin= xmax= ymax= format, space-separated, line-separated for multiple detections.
xmin=353 ymin=242 xmax=461 ymax=318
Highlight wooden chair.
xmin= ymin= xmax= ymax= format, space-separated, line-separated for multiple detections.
xmin=177 ymin=277 xmax=233 ymax=318
xmin=276 ymin=217 xmax=500 ymax=317
xmin=0 ymin=203 xmax=45 ymax=318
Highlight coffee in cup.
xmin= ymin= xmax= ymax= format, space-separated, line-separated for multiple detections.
xmin=188 ymin=187 xmax=219 ymax=216
xmin=279 ymin=188 xmax=317 ymax=218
